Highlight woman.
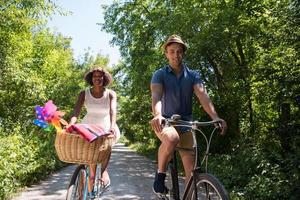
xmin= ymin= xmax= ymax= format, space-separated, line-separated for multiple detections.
xmin=69 ymin=66 xmax=120 ymax=196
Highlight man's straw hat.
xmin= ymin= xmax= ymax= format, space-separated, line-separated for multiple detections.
xmin=161 ymin=34 xmax=187 ymax=52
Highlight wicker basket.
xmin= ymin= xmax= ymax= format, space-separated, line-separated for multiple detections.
xmin=55 ymin=131 xmax=114 ymax=165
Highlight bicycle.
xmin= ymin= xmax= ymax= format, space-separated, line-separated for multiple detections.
xmin=64 ymin=134 xmax=114 ymax=200
xmin=163 ymin=114 xmax=229 ymax=200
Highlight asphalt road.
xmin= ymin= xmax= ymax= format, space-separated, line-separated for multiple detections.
xmin=10 ymin=143 xmax=184 ymax=200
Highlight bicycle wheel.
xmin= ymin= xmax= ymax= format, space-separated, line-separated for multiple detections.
xmin=66 ymin=165 xmax=87 ymax=200
xmin=185 ymin=173 xmax=229 ymax=200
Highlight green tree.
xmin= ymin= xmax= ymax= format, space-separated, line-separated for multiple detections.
xmin=0 ymin=1 xmax=80 ymax=198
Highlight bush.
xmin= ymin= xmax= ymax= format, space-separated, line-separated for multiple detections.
xmin=209 ymin=136 xmax=299 ymax=200
xmin=0 ymin=125 xmax=66 ymax=199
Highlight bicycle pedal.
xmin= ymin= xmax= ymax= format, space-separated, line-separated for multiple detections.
xmin=156 ymin=194 xmax=169 ymax=200
xmin=159 ymin=197 xmax=169 ymax=200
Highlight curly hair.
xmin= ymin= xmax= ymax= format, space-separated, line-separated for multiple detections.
xmin=84 ymin=67 xmax=113 ymax=86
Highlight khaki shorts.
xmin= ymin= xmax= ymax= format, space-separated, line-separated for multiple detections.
xmin=161 ymin=126 xmax=193 ymax=149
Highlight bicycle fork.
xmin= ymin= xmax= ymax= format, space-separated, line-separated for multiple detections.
xmin=192 ymin=168 xmax=201 ymax=200
xmin=83 ymin=167 xmax=89 ymax=200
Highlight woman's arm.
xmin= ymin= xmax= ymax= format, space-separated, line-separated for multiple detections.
xmin=69 ymin=90 xmax=85 ymax=125
xmin=109 ymin=89 xmax=117 ymax=132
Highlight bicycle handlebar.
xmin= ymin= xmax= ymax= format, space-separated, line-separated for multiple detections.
xmin=164 ymin=114 xmax=223 ymax=128
xmin=164 ymin=114 xmax=224 ymax=171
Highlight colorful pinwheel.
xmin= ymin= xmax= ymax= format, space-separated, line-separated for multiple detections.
xmin=33 ymin=100 xmax=66 ymax=132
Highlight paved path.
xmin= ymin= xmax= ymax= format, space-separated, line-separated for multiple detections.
xmin=11 ymin=143 xmax=183 ymax=200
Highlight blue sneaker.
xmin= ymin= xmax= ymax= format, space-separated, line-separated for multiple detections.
xmin=153 ymin=172 xmax=169 ymax=198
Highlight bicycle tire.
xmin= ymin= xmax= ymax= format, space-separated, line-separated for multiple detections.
xmin=66 ymin=165 xmax=87 ymax=200
xmin=185 ymin=173 xmax=229 ymax=200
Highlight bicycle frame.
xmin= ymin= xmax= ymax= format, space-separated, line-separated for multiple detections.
xmin=83 ymin=166 xmax=89 ymax=199
xmin=166 ymin=117 xmax=221 ymax=200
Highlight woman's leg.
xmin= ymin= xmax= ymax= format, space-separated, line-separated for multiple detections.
xmin=101 ymin=151 xmax=112 ymax=186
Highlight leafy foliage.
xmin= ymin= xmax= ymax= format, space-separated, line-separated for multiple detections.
xmin=0 ymin=0 xmax=86 ymax=198
xmin=0 ymin=1 xmax=120 ymax=198
xmin=0 ymin=0 xmax=299 ymax=199
xmin=0 ymin=128 xmax=66 ymax=199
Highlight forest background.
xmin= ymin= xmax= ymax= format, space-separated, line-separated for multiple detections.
xmin=0 ymin=0 xmax=299 ymax=199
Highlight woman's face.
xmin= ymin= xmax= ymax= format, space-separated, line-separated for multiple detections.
xmin=92 ymin=71 xmax=104 ymax=86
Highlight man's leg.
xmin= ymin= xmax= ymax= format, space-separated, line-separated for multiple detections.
xmin=153 ymin=126 xmax=179 ymax=194
xmin=156 ymin=126 xmax=180 ymax=172
xmin=179 ymin=152 xmax=195 ymax=185
xmin=178 ymin=132 xmax=195 ymax=185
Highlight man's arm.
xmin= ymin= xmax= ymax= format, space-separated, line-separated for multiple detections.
xmin=194 ymin=83 xmax=227 ymax=134
xmin=194 ymin=83 xmax=219 ymax=119
xmin=151 ymin=83 xmax=164 ymax=133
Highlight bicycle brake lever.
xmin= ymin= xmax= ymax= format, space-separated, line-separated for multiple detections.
xmin=171 ymin=114 xmax=181 ymax=120
xmin=161 ymin=119 xmax=167 ymax=129
xmin=216 ymin=122 xmax=226 ymax=135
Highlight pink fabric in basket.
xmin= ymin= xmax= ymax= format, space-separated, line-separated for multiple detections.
xmin=66 ymin=124 xmax=111 ymax=142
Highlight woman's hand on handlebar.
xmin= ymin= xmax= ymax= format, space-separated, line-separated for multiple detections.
xmin=109 ymin=127 xmax=116 ymax=135
xmin=151 ymin=115 xmax=165 ymax=133
xmin=66 ymin=116 xmax=77 ymax=129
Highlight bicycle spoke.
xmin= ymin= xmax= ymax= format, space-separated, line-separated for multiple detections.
xmin=198 ymin=183 xmax=222 ymax=199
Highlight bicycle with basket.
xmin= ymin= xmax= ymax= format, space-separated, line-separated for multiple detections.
xmin=55 ymin=129 xmax=114 ymax=200
xmin=33 ymin=100 xmax=115 ymax=200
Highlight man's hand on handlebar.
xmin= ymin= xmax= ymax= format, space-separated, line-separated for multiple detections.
xmin=214 ymin=118 xmax=227 ymax=135
xmin=151 ymin=115 xmax=165 ymax=133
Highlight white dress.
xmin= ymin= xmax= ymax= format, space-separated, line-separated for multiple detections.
xmin=81 ymin=88 xmax=120 ymax=141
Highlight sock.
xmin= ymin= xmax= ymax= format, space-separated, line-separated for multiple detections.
xmin=157 ymin=169 xmax=166 ymax=174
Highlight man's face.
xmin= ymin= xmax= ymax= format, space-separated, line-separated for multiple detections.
xmin=165 ymin=43 xmax=184 ymax=67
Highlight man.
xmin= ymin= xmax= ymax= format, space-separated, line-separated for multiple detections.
xmin=150 ymin=35 xmax=227 ymax=197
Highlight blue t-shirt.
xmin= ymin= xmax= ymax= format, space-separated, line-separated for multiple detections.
xmin=151 ymin=64 xmax=203 ymax=122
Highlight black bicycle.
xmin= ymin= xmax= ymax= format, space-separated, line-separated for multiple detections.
xmin=163 ymin=114 xmax=229 ymax=200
